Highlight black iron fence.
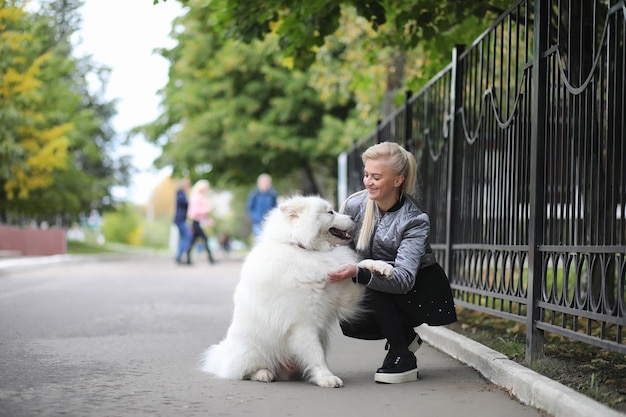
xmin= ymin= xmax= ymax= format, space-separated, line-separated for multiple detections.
xmin=338 ymin=0 xmax=625 ymax=360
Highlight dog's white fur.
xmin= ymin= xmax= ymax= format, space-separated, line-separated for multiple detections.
xmin=201 ymin=195 xmax=391 ymax=387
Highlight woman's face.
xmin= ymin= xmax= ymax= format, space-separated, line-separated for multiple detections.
xmin=362 ymin=158 xmax=404 ymax=210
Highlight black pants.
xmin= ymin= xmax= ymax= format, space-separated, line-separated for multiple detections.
xmin=341 ymin=263 xmax=456 ymax=353
xmin=187 ymin=221 xmax=215 ymax=263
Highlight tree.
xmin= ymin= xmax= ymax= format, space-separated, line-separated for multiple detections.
xmin=155 ymin=0 xmax=510 ymax=69
xmin=0 ymin=0 xmax=131 ymax=224
xmin=136 ymin=0 xmax=356 ymax=196
xmin=146 ymin=0 xmax=512 ymax=197
xmin=0 ymin=2 xmax=69 ymax=201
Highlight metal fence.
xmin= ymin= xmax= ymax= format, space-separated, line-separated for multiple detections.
xmin=338 ymin=0 xmax=625 ymax=360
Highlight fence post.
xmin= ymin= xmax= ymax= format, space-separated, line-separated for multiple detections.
xmin=526 ymin=0 xmax=549 ymax=363
xmin=404 ymin=90 xmax=413 ymax=152
xmin=444 ymin=45 xmax=464 ymax=277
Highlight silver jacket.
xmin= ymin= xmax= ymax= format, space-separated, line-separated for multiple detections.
xmin=342 ymin=190 xmax=437 ymax=294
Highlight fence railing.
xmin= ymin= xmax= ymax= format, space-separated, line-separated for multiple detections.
xmin=338 ymin=0 xmax=625 ymax=360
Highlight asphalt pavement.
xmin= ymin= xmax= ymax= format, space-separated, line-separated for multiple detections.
xmin=0 ymin=251 xmax=622 ymax=417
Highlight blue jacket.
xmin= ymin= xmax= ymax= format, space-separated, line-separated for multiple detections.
xmin=174 ymin=189 xmax=189 ymax=223
xmin=247 ymin=188 xmax=278 ymax=224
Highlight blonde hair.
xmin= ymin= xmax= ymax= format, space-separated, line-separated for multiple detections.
xmin=190 ymin=179 xmax=210 ymax=197
xmin=356 ymin=142 xmax=418 ymax=251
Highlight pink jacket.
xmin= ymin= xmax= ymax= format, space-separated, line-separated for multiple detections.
xmin=187 ymin=194 xmax=212 ymax=223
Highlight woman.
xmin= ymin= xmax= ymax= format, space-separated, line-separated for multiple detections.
xmin=328 ymin=141 xmax=456 ymax=384
xmin=187 ymin=179 xmax=216 ymax=264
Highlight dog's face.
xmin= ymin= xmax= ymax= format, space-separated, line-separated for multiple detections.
xmin=278 ymin=196 xmax=355 ymax=251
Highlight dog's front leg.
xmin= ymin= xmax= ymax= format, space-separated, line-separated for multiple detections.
xmin=249 ymin=368 xmax=275 ymax=383
xmin=288 ymin=327 xmax=343 ymax=388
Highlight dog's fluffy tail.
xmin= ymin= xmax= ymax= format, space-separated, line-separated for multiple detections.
xmin=201 ymin=342 xmax=231 ymax=378
xmin=201 ymin=340 xmax=257 ymax=380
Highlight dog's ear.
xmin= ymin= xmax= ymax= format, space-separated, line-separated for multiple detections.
xmin=279 ymin=198 xmax=305 ymax=220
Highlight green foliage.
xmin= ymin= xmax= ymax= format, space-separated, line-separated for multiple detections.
xmin=0 ymin=0 xmax=130 ymax=225
xmin=141 ymin=218 xmax=171 ymax=249
xmin=0 ymin=3 xmax=68 ymax=199
xmin=156 ymin=0 xmax=511 ymax=70
xmin=101 ymin=204 xmax=142 ymax=245
xmin=137 ymin=0 xmax=356 ymax=197
xmin=67 ymin=240 xmax=119 ymax=254
xmin=144 ymin=0 xmax=514 ymax=199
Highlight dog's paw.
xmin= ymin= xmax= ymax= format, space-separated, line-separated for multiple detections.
xmin=357 ymin=259 xmax=393 ymax=280
xmin=312 ymin=374 xmax=344 ymax=388
xmin=250 ymin=369 xmax=275 ymax=383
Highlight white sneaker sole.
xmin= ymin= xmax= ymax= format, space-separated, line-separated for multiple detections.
xmin=374 ymin=368 xmax=419 ymax=384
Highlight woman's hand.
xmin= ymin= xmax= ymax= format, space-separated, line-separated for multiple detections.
xmin=327 ymin=264 xmax=357 ymax=282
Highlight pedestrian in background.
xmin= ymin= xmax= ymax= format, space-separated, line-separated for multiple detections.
xmin=246 ymin=173 xmax=278 ymax=238
xmin=187 ymin=179 xmax=216 ymax=264
xmin=173 ymin=178 xmax=192 ymax=265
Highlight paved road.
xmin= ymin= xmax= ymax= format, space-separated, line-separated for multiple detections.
xmin=0 ymin=253 xmax=546 ymax=417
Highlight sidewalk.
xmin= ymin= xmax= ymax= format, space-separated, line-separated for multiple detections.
xmin=0 ymin=253 xmax=622 ymax=417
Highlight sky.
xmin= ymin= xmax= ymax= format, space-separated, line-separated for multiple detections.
xmin=75 ymin=0 xmax=184 ymax=204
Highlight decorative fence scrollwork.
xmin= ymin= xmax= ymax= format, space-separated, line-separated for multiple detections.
xmin=339 ymin=0 xmax=625 ymax=359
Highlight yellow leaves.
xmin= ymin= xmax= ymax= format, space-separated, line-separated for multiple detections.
xmin=0 ymin=5 xmax=23 ymax=28
xmin=1 ymin=53 xmax=51 ymax=98
xmin=1 ymin=30 xmax=32 ymax=51
xmin=1 ymin=4 xmax=65 ymax=200
xmin=27 ymin=123 xmax=70 ymax=168
xmin=1 ymin=5 xmax=51 ymax=97
xmin=0 ymin=5 xmax=32 ymax=53
xmin=282 ymin=56 xmax=294 ymax=70
xmin=269 ymin=19 xmax=282 ymax=34
xmin=5 ymin=123 xmax=72 ymax=200
xmin=1 ymin=68 xmax=40 ymax=97
xmin=126 ymin=225 xmax=144 ymax=246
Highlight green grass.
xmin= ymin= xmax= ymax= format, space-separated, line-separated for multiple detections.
xmin=67 ymin=241 xmax=123 ymax=254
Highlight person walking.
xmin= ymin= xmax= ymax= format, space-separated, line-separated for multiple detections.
xmin=328 ymin=141 xmax=456 ymax=384
xmin=173 ymin=178 xmax=192 ymax=265
xmin=187 ymin=179 xmax=216 ymax=264
xmin=246 ymin=173 xmax=278 ymax=238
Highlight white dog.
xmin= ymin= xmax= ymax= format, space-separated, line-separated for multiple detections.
xmin=201 ymin=195 xmax=392 ymax=388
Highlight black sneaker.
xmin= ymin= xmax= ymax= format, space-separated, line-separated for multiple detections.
xmin=380 ymin=334 xmax=422 ymax=368
xmin=376 ymin=352 xmax=416 ymax=373
xmin=379 ymin=349 xmax=395 ymax=371
xmin=374 ymin=354 xmax=418 ymax=384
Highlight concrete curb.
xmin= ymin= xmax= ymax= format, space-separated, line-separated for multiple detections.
xmin=0 ymin=254 xmax=89 ymax=271
xmin=419 ymin=325 xmax=625 ymax=417
xmin=0 ymin=253 xmax=136 ymax=273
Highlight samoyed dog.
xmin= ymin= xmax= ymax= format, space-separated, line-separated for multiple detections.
xmin=201 ymin=195 xmax=392 ymax=388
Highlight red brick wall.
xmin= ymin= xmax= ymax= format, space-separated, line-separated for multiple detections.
xmin=0 ymin=224 xmax=67 ymax=256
